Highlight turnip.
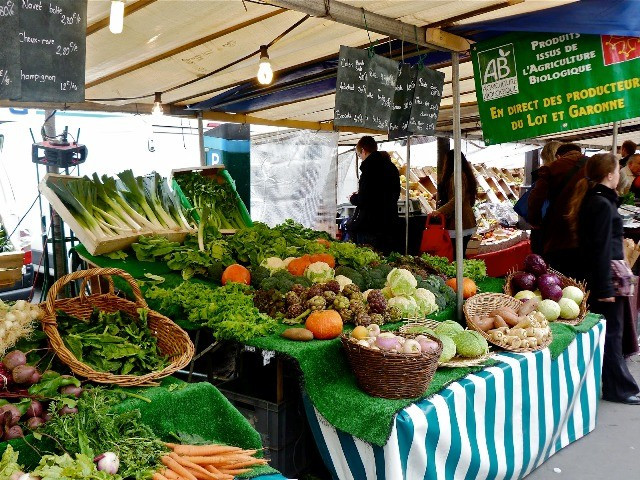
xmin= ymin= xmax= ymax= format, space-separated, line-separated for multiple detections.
xmin=375 ymin=332 xmax=400 ymax=351
xmin=26 ymin=400 xmax=42 ymax=418
xmin=11 ymin=365 xmax=36 ymax=385
xmin=60 ymin=385 xmax=83 ymax=398
xmin=402 ymin=339 xmax=422 ymax=354
xmin=2 ymin=350 xmax=26 ymax=371
xmin=9 ymin=472 xmax=24 ymax=480
xmin=94 ymin=452 xmax=120 ymax=474
xmin=0 ymin=405 xmax=21 ymax=426
xmin=4 ymin=425 xmax=23 ymax=439
xmin=26 ymin=417 xmax=44 ymax=430
xmin=58 ymin=406 xmax=78 ymax=416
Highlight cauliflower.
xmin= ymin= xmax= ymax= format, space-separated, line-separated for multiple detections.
xmin=413 ymin=288 xmax=438 ymax=316
xmin=304 ymin=261 xmax=335 ymax=283
xmin=335 ymin=275 xmax=353 ymax=291
xmin=387 ymin=295 xmax=419 ymax=318
xmin=283 ymin=257 xmax=297 ymax=268
xmin=386 ymin=268 xmax=418 ymax=297
xmin=260 ymin=257 xmax=286 ymax=274
xmin=381 ymin=286 xmax=394 ymax=299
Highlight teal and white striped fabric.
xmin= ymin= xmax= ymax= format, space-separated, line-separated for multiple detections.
xmin=304 ymin=321 xmax=605 ymax=480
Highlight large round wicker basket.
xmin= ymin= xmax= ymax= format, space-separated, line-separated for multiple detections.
xmin=503 ymin=268 xmax=589 ymax=326
xmin=464 ymin=292 xmax=552 ymax=353
xmin=41 ymin=268 xmax=194 ymax=387
xmin=340 ymin=333 xmax=442 ymax=399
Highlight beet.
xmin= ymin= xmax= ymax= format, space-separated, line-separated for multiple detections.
xmin=12 ymin=365 xmax=36 ymax=385
xmin=58 ymin=406 xmax=78 ymax=416
xmin=2 ymin=351 xmax=26 ymax=372
xmin=26 ymin=400 xmax=42 ymax=418
xmin=524 ymin=254 xmax=548 ymax=277
xmin=26 ymin=417 xmax=45 ymax=430
xmin=0 ymin=405 xmax=21 ymax=426
xmin=60 ymin=385 xmax=83 ymax=398
xmin=511 ymin=271 xmax=536 ymax=292
xmin=537 ymin=273 xmax=561 ymax=290
xmin=540 ymin=283 xmax=563 ymax=302
xmin=4 ymin=425 xmax=23 ymax=440
xmin=0 ymin=364 xmax=13 ymax=390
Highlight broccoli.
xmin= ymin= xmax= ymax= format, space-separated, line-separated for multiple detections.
xmin=260 ymin=270 xmax=311 ymax=293
xmin=363 ymin=264 xmax=393 ymax=290
xmin=249 ymin=265 xmax=271 ymax=289
xmin=334 ymin=266 xmax=366 ymax=290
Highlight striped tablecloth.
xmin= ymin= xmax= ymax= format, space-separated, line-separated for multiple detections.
xmin=304 ymin=321 xmax=605 ymax=480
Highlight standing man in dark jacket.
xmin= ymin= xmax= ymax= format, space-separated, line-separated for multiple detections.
xmin=349 ymin=136 xmax=400 ymax=254
xmin=528 ymin=143 xmax=587 ymax=277
xmin=619 ymin=139 xmax=637 ymax=168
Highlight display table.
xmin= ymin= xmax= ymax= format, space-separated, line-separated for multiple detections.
xmin=303 ymin=321 xmax=605 ymax=480
xmin=467 ymin=240 xmax=531 ymax=278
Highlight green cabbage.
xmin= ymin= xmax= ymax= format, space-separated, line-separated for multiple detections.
xmin=434 ymin=320 xmax=464 ymax=338
xmin=438 ymin=335 xmax=457 ymax=362
xmin=304 ymin=261 xmax=335 ymax=283
xmin=386 ymin=268 xmax=418 ymax=296
xmin=453 ymin=330 xmax=489 ymax=358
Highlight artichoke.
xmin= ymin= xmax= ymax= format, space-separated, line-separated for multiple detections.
xmin=307 ymin=295 xmax=327 ymax=311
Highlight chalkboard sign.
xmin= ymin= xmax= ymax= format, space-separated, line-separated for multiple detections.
xmin=408 ymin=67 xmax=445 ymax=136
xmin=334 ymin=45 xmax=399 ymax=132
xmin=388 ymin=64 xmax=417 ymax=141
xmin=0 ymin=0 xmax=21 ymax=100
xmin=17 ymin=0 xmax=86 ymax=102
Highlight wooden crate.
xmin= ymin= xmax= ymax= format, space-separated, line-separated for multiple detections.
xmin=39 ymin=174 xmax=189 ymax=256
xmin=0 ymin=251 xmax=24 ymax=288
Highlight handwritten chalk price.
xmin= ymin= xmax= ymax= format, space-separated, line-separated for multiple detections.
xmin=0 ymin=70 xmax=10 ymax=85
xmin=60 ymin=80 xmax=77 ymax=91
xmin=0 ymin=0 xmax=15 ymax=16
xmin=60 ymin=11 xmax=81 ymax=25
xmin=56 ymin=41 xmax=78 ymax=56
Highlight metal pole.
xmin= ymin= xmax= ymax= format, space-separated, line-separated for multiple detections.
xmin=405 ymin=136 xmax=411 ymax=254
xmin=452 ymin=52 xmax=464 ymax=321
xmin=612 ymin=121 xmax=619 ymax=154
xmin=198 ymin=112 xmax=206 ymax=166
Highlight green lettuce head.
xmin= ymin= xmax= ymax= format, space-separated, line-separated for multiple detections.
xmin=413 ymin=288 xmax=438 ymax=316
xmin=386 ymin=268 xmax=418 ymax=297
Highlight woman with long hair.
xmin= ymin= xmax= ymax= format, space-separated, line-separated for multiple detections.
xmin=567 ymin=153 xmax=640 ymax=404
xmin=435 ymin=150 xmax=478 ymax=259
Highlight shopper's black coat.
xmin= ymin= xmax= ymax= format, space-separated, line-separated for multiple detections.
xmin=577 ymin=184 xmax=623 ymax=299
xmin=349 ymin=151 xmax=400 ymax=233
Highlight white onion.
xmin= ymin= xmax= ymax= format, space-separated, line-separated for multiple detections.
xmin=29 ymin=310 xmax=39 ymax=320
xmin=5 ymin=312 xmax=16 ymax=323
xmin=402 ymin=339 xmax=422 ymax=354
xmin=14 ymin=300 xmax=27 ymax=311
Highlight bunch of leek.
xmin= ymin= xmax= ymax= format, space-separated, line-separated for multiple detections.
xmin=46 ymin=170 xmax=193 ymax=242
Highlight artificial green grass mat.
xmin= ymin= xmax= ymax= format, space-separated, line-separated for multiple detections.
xmin=0 ymin=379 xmax=277 ymax=478
xmin=548 ymin=313 xmax=601 ymax=360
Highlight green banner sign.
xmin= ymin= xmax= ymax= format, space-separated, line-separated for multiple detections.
xmin=471 ymin=32 xmax=640 ymax=144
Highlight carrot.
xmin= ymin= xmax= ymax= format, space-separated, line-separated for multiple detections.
xmin=165 ymin=442 xmax=179 ymax=449
xmin=182 ymin=454 xmax=253 ymax=465
xmin=184 ymin=468 xmax=214 ymax=480
xmin=204 ymin=465 xmax=232 ymax=479
xmin=152 ymin=473 xmax=169 ymax=480
xmin=169 ymin=453 xmax=217 ymax=480
xmin=219 ymin=459 xmax=268 ymax=469
xmin=162 ymin=455 xmax=197 ymax=480
xmin=218 ymin=468 xmax=251 ymax=475
xmin=161 ymin=468 xmax=181 ymax=480
xmin=172 ymin=444 xmax=241 ymax=456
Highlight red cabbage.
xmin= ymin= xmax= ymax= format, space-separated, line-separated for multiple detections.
xmin=524 ymin=254 xmax=547 ymax=277
xmin=512 ymin=271 xmax=536 ymax=292
xmin=537 ymin=273 xmax=561 ymax=290
xmin=540 ymin=283 xmax=562 ymax=302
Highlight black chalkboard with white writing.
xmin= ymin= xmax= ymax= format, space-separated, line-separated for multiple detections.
xmin=334 ymin=46 xmax=399 ymax=132
xmin=0 ymin=0 xmax=20 ymax=100
xmin=388 ymin=63 xmax=417 ymax=141
xmin=408 ymin=67 xmax=445 ymax=136
xmin=18 ymin=0 xmax=86 ymax=102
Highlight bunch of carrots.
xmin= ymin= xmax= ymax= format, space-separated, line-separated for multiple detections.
xmin=152 ymin=443 xmax=269 ymax=480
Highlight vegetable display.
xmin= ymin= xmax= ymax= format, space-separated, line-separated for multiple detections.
xmin=174 ymin=172 xmax=248 ymax=230
xmin=46 ymin=171 xmax=192 ymax=243
xmin=0 ymin=224 xmax=12 ymax=253
xmin=0 ymin=301 xmax=41 ymax=356
xmin=57 ymin=309 xmax=169 ymax=376
xmin=420 ymin=254 xmax=487 ymax=282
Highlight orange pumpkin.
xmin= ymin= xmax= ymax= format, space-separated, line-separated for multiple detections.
xmin=305 ymin=310 xmax=343 ymax=340
xmin=287 ymin=257 xmax=311 ymax=276
xmin=316 ymin=238 xmax=331 ymax=248
xmin=221 ymin=264 xmax=251 ymax=286
xmin=445 ymin=277 xmax=477 ymax=299
xmin=314 ymin=253 xmax=335 ymax=269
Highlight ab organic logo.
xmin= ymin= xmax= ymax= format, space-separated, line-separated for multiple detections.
xmin=477 ymin=44 xmax=519 ymax=101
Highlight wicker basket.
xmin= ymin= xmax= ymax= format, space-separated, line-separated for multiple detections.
xmin=41 ymin=268 xmax=194 ymax=387
xmin=464 ymin=292 xmax=552 ymax=353
xmin=340 ymin=333 xmax=442 ymax=399
xmin=503 ymin=268 xmax=589 ymax=326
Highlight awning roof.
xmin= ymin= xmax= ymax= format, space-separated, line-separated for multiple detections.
xmin=3 ymin=0 xmax=636 ymax=147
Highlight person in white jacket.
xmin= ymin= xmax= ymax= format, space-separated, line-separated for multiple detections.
xmin=617 ymin=155 xmax=639 ymax=195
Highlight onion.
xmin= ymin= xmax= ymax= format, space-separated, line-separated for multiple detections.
xmin=26 ymin=417 xmax=44 ymax=430
xmin=4 ymin=425 xmax=23 ymax=440
xmin=26 ymin=400 xmax=42 ymax=418
xmin=14 ymin=300 xmax=27 ymax=311
xmin=375 ymin=332 xmax=400 ymax=351
xmin=402 ymin=339 xmax=422 ymax=354
xmin=94 ymin=452 xmax=120 ymax=474
xmin=11 ymin=365 xmax=36 ymax=385
xmin=2 ymin=350 xmax=26 ymax=371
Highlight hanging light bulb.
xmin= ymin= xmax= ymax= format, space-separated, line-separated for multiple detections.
xmin=109 ymin=0 xmax=125 ymax=34
xmin=152 ymin=92 xmax=163 ymax=116
xmin=257 ymin=45 xmax=273 ymax=85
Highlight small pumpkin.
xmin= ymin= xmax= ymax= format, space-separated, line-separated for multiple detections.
xmin=314 ymin=253 xmax=335 ymax=269
xmin=305 ymin=310 xmax=343 ymax=340
xmin=222 ymin=264 xmax=251 ymax=286
xmin=287 ymin=257 xmax=311 ymax=276
xmin=445 ymin=277 xmax=477 ymax=299
xmin=316 ymin=238 xmax=331 ymax=248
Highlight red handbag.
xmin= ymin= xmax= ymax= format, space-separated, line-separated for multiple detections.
xmin=420 ymin=213 xmax=453 ymax=261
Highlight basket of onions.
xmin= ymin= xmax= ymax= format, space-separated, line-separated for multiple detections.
xmin=341 ymin=324 xmax=442 ymax=399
